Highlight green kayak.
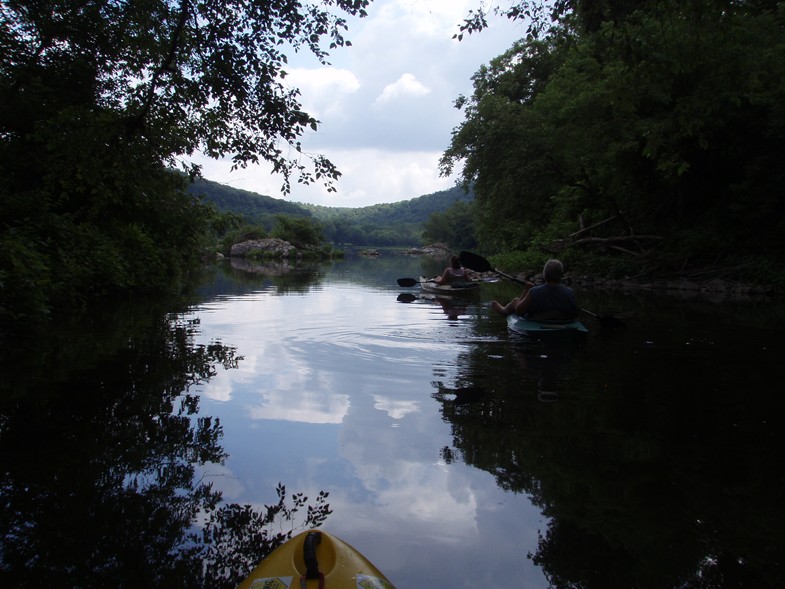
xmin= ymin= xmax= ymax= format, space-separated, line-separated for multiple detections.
xmin=507 ymin=313 xmax=589 ymax=337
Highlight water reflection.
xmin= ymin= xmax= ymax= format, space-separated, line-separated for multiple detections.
xmin=0 ymin=301 xmax=328 ymax=589
xmin=396 ymin=291 xmax=474 ymax=320
xmin=430 ymin=288 xmax=785 ymax=588
xmin=188 ymin=259 xmax=549 ymax=588
xmin=3 ymin=256 xmax=784 ymax=589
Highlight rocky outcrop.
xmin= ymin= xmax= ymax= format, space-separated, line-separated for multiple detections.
xmin=399 ymin=243 xmax=452 ymax=256
xmin=230 ymin=238 xmax=298 ymax=258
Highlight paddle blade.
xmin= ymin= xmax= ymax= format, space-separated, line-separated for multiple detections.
xmin=397 ymin=277 xmax=419 ymax=287
xmin=581 ymin=307 xmax=626 ymax=329
xmin=459 ymin=251 xmax=493 ymax=272
xmin=599 ymin=315 xmax=627 ymax=329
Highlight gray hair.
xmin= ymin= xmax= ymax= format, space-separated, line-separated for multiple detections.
xmin=542 ymin=259 xmax=564 ymax=282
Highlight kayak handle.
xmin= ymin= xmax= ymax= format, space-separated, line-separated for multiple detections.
xmin=303 ymin=531 xmax=324 ymax=587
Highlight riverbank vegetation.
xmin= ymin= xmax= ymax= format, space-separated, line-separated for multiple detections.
xmin=441 ymin=0 xmax=785 ymax=287
xmin=0 ymin=0 xmax=370 ymax=327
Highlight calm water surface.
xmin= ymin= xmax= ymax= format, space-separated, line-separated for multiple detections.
xmin=2 ymin=254 xmax=784 ymax=588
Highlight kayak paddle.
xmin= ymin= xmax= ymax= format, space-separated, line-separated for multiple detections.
xmin=397 ymin=277 xmax=441 ymax=287
xmin=397 ymin=277 xmax=425 ymax=287
xmin=579 ymin=306 xmax=626 ymax=329
xmin=459 ymin=251 xmax=526 ymax=285
xmin=459 ymin=251 xmax=626 ymax=329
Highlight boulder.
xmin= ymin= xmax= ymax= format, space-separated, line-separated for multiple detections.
xmin=400 ymin=243 xmax=452 ymax=256
xmin=230 ymin=238 xmax=298 ymax=258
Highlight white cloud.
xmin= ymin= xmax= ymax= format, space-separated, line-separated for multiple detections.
xmin=372 ymin=394 xmax=420 ymax=419
xmin=197 ymin=147 xmax=459 ymax=208
xmin=284 ymin=67 xmax=360 ymax=119
xmin=248 ymin=390 xmax=351 ymax=424
xmin=374 ymin=73 xmax=430 ymax=106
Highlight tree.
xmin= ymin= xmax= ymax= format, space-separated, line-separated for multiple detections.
xmin=0 ymin=0 xmax=371 ymax=324
xmin=440 ymin=33 xmax=574 ymax=252
xmin=444 ymin=1 xmax=785 ymax=270
xmin=422 ymin=200 xmax=478 ymax=251
xmin=1 ymin=0 xmax=370 ymax=190
xmin=271 ymin=214 xmax=325 ymax=248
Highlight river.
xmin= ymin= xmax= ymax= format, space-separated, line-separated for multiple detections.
xmin=1 ymin=253 xmax=783 ymax=588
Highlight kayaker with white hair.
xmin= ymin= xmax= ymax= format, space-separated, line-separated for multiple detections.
xmin=491 ymin=258 xmax=579 ymax=320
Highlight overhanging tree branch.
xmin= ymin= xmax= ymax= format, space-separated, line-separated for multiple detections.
xmin=128 ymin=0 xmax=191 ymax=135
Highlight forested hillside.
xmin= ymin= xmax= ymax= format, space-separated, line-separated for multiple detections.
xmin=191 ymin=177 xmax=473 ymax=247
xmin=188 ymin=178 xmax=314 ymax=228
xmin=302 ymin=186 xmax=472 ymax=225
xmin=303 ymin=185 xmax=474 ymax=246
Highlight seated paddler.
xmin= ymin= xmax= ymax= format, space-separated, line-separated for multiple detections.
xmin=491 ymin=259 xmax=579 ymax=321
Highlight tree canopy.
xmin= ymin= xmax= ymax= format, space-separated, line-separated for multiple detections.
xmin=443 ymin=0 xmax=785 ymax=278
xmin=1 ymin=0 xmax=369 ymax=188
xmin=0 ymin=0 xmax=370 ymax=325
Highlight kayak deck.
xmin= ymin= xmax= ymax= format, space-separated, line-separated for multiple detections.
xmin=419 ymin=276 xmax=480 ymax=296
xmin=507 ymin=314 xmax=588 ymax=336
xmin=237 ymin=529 xmax=396 ymax=589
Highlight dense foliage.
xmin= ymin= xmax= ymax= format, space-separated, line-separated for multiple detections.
xmin=421 ymin=199 xmax=478 ymax=251
xmin=0 ymin=0 xmax=370 ymax=326
xmin=443 ymin=0 xmax=785 ymax=280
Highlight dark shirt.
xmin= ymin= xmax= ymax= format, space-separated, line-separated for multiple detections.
xmin=526 ymin=283 xmax=578 ymax=320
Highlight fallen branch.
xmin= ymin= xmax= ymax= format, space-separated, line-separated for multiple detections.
xmin=571 ymin=235 xmax=663 ymax=246
xmin=609 ymin=245 xmax=644 ymax=256
xmin=569 ymin=215 xmax=620 ymax=238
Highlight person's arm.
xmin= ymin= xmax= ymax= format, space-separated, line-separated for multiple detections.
xmin=518 ymin=281 xmax=534 ymax=298
xmin=434 ymin=268 xmax=451 ymax=284
xmin=513 ymin=285 xmax=533 ymax=316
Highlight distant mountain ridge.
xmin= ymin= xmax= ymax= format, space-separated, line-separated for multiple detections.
xmin=189 ymin=177 xmax=473 ymax=246
xmin=188 ymin=178 xmax=312 ymax=220
xmin=301 ymin=185 xmax=473 ymax=225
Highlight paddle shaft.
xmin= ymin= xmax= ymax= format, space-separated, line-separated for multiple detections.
xmin=493 ymin=268 xmax=526 ymax=285
xmin=459 ymin=251 xmax=527 ymax=285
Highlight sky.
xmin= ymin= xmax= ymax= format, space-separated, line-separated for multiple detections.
xmin=192 ymin=0 xmax=526 ymax=209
